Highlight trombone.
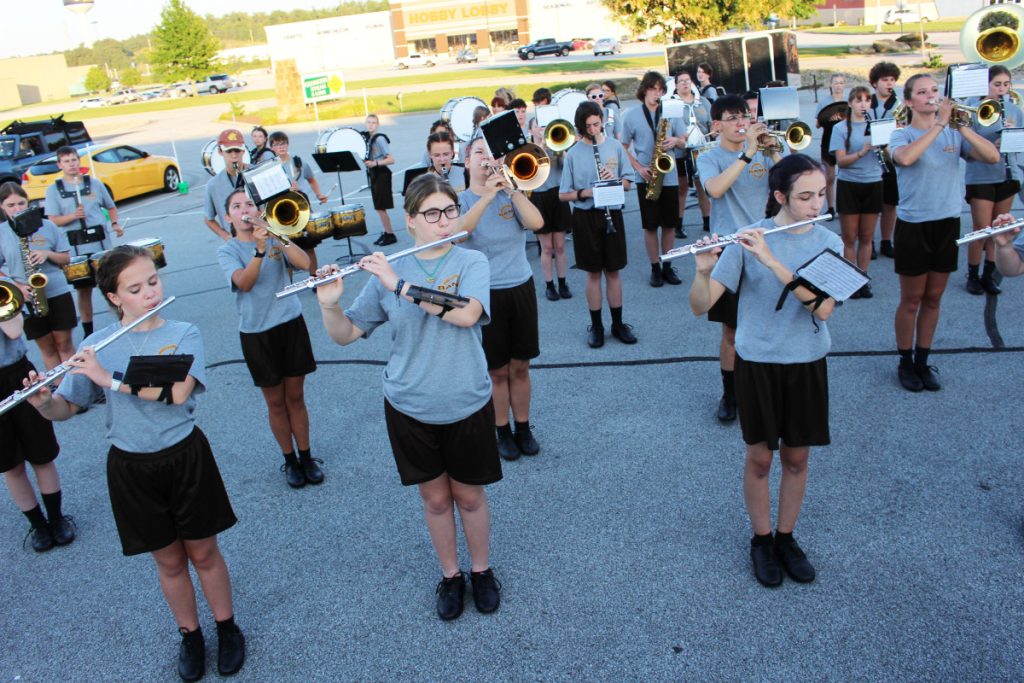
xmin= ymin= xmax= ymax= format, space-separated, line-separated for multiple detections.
xmin=758 ymin=121 xmax=813 ymax=152
xmin=241 ymin=191 xmax=311 ymax=246
xmin=543 ymin=119 xmax=576 ymax=154
xmin=483 ymin=142 xmax=551 ymax=192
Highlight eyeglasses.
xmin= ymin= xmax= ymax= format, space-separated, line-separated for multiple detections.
xmin=721 ymin=114 xmax=753 ymax=123
xmin=417 ymin=204 xmax=461 ymax=223
xmin=589 ymin=93 xmax=604 ymax=99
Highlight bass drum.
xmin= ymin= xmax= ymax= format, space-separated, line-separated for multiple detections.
xmin=314 ymin=127 xmax=368 ymax=161
xmin=552 ymin=89 xmax=587 ymax=123
xmin=440 ymin=97 xmax=489 ymax=142
xmin=201 ymin=140 xmax=251 ymax=177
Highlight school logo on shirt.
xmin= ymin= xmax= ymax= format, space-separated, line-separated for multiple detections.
xmin=748 ymin=162 xmax=767 ymax=179
xmin=498 ymin=203 xmax=515 ymax=220
xmin=606 ymin=157 xmax=618 ymax=170
xmin=268 ymin=245 xmax=284 ymax=261
xmin=28 ymin=234 xmax=48 ymax=247
xmin=156 ymin=344 xmax=178 ymax=355
xmin=943 ymin=145 xmax=956 ymax=153
xmin=437 ymin=274 xmax=460 ymax=294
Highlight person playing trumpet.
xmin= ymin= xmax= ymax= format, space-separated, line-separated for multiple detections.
xmin=216 ymin=189 xmax=322 ymax=489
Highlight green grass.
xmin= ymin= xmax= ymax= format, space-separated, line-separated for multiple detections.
xmin=803 ymin=20 xmax=963 ymax=34
xmin=800 ymin=46 xmax=854 ymax=58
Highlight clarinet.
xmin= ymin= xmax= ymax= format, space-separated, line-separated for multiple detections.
xmin=591 ymin=138 xmax=615 ymax=235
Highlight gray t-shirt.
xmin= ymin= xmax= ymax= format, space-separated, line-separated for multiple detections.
xmin=344 ymin=246 xmax=492 ymax=424
xmin=217 ymin=238 xmax=302 ymax=333
xmin=697 ymin=145 xmax=775 ymax=235
xmin=0 ymin=219 xmax=72 ymax=298
xmin=603 ymin=104 xmax=623 ymax=139
xmin=368 ymin=134 xmax=390 ymax=162
xmin=829 ymin=120 xmax=883 ymax=183
xmin=204 ymin=169 xmax=244 ymax=229
xmin=283 ymin=156 xmax=316 ymax=198
xmin=891 ymin=126 xmax=972 ymax=223
xmin=56 ymin=319 xmax=207 ymax=453
xmin=963 ymin=98 xmax=1023 ymax=186
xmin=712 ymin=217 xmax=844 ymax=363
xmin=559 ymin=137 xmax=635 ymax=211
xmin=620 ymin=105 xmax=686 ymax=188
xmin=460 ymin=189 xmax=531 ymax=289
xmin=675 ymin=98 xmax=712 ymax=157
xmin=44 ymin=178 xmax=115 ymax=255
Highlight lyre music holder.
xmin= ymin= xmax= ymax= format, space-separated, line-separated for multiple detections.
xmin=312 ymin=151 xmax=369 ymax=265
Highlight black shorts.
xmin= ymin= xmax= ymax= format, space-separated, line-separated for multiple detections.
xmin=530 ymin=188 xmax=570 ymax=234
xmin=572 ymin=208 xmax=627 ymax=273
xmin=836 ymin=179 xmax=883 ymax=216
xmin=368 ymin=167 xmax=394 ymax=210
xmin=106 ymin=427 xmax=237 ymax=556
xmin=735 ymin=355 xmax=830 ymax=450
xmin=384 ymin=399 xmax=502 ymax=486
xmin=677 ymin=154 xmax=697 ymax=184
xmin=965 ymin=179 xmax=1021 ymax=203
xmin=636 ymin=183 xmax=680 ymax=231
xmin=239 ymin=315 xmax=317 ymax=387
xmin=23 ymin=291 xmax=77 ymax=340
xmin=0 ymin=357 xmax=60 ymax=473
xmin=894 ymin=216 xmax=960 ymax=277
xmin=882 ymin=170 xmax=899 ymax=206
xmin=481 ymin=278 xmax=540 ymax=369
xmin=708 ymin=288 xmax=738 ymax=328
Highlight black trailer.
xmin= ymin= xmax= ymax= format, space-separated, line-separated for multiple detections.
xmin=665 ymin=30 xmax=800 ymax=96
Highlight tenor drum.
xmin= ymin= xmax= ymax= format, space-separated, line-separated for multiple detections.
xmin=440 ymin=97 xmax=488 ymax=142
xmin=129 ymin=238 xmax=167 ymax=269
xmin=62 ymin=256 xmax=92 ymax=284
xmin=331 ymin=204 xmax=367 ymax=239
xmin=306 ymin=212 xmax=335 ymax=241
xmin=201 ymin=139 xmax=251 ymax=177
xmin=289 ymin=230 xmax=321 ymax=250
xmin=88 ymin=250 xmax=110 ymax=277
xmin=552 ymin=89 xmax=587 ymax=123
xmin=314 ymin=127 xmax=368 ymax=160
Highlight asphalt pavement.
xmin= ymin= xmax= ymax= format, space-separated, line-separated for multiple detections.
xmin=1 ymin=97 xmax=1023 ymax=682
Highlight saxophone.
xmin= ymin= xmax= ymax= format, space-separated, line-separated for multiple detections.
xmin=18 ymin=233 xmax=48 ymax=318
xmin=644 ymin=117 xmax=675 ymax=201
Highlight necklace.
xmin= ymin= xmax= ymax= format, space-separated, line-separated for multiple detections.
xmin=412 ymin=246 xmax=453 ymax=284
xmin=124 ymin=320 xmax=158 ymax=356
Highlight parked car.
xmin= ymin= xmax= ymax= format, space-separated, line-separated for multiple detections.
xmin=138 ymin=89 xmax=164 ymax=100
xmin=164 ymin=82 xmax=194 ymax=98
xmin=22 ymin=144 xmax=180 ymax=203
xmin=455 ymin=47 xmax=478 ymax=64
xmin=395 ymin=53 xmax=437 ymax=69
xmin=592 ymin=38 xmax=620 ymax=56
xmin=0 ymin=117 xmax=91 ymax=187
xmin=883 ymin=7 xmax=932 ymax=23
xmin=195 ymin=74 xmax=235 ymax=94
xmin=79 ymin=97 xmax=107 ymax=109
xmin=106 ymin=88 xmax=141 ymax=105
xmin=571 ymin=38 xmax=593 ymax=51
xmin=517 ymin=38 xmax=573 ymax=60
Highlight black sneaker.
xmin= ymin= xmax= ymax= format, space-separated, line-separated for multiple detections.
xmin=966 ymin=275 xmax=984 ymax=296
xmin=49 ymin=515 xmax=76 ymax=546
xmin=898 ymin=361 xmax=924 ymax=392
xmin=661 ymin=264 xmax=682 ymax=285
xmin=750 ymin=540 xmax=783 ymax=587
xmin=649 ymin=267 xmax=664 ymax=287
xmin=915 ymin=364 xmax=941 ymax=391
xmin=611 ymin=323 xmax=637 ymax=344
xmin=980 ymin=272 xmax=1002 ymax=296
xmin=545 ymin=285 xmax=560 ymax=301
xmin=774 ymin=536 xmax=816 ymax=583
xmin=469 ymin=568 xmax=502 ymax=613
xmin=497 ymin=429 xmax=521 ymax=461
xmin=879 ymin=241 xmax=895 ymax=258
xmin=849 ymin=287 xmax=862 ymax=300
xmin=216 ymin=622 xmax=246 ymax=676
xmin=674 ymin=226 xmax=687 ymax=239
xmin=558 ymin=282 xmax=572 ymax=299
xmin=372 ymin=234 xmax=386 ymax=246
xmin=858 ymin=283 xmax=874 ymax=299
xmin=281 ymin=461 xmax=306 ymax=488
xmin=379 ymin=233 xmax=398 ymax=246
xmin=300 ymin=456 xmax=325 ymax=485
xmin=435 ymin=572 xmax=466 ymax=621
xmin=587 ymin=325 xmax=604 ymax=349
xmin=177 ymin=627 xmax=205 ymax=682
xmin=716 ymin=395 xmax=737 ymax=422
xmin=514 ymin=424 xmax=540 ymax=456
xmin=26 ymin=525 xmax=53 ymax=553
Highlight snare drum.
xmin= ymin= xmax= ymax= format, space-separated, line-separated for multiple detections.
xmin=201 ymin=140 xmax=251 ymax=177
xmin=306 ymin=212 xmax=335 ymax=241
xmin=331 ymin=204 xmax=367 ymax=239
xmin=128 ymin=238 xmax=167 ymax=269
xmin=440 ymin=97 xmax=489 ymax=142
xmin=62 ymin=256 xmax=92 ymax=284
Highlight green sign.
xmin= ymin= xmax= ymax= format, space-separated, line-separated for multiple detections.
xmin=302 ymin=71 xmax=346 ymax=104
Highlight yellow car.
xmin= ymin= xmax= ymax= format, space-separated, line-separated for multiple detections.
xmin=23 ymin=144 xmax=180 ymax=203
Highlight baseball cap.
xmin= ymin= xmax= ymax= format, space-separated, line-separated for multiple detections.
xmin=218 ymin=129 xmax=246 ymax=151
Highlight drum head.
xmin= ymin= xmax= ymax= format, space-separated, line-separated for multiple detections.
xmin=553 ymin=89 xmax=587 ymax=123
xmin=442 ymin=97 xmax=488 ymax=142
xmin=202 ymin=139 xmax=251 ymax=177
xmin=315 ymin=127 xmax=368 ymax=160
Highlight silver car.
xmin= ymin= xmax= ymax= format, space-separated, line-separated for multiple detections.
xmin=593 ymin=38 xmax=620 ymax=56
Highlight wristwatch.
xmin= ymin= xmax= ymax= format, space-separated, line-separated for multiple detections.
xmin=110 ymin=371 xmax=124 ymax=393
xmin=254 ymin=248 xmax=266 ymax=258
xmin=738 ymin=152 xmax=753 ymax=164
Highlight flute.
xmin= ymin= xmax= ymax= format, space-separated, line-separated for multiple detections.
xmin=660 ymin=215 xmax=831 ymax=261
xmin=956 ymin=219 xmax=1024 ymax=245
xmin=276 ymin=231 xmax=469 ymax=298
xmin=0 ymin=297 xmax=176 ymax=416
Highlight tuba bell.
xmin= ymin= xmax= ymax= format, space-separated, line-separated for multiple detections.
xmin=543 ymin=119 xmax=576 ymax=153
xmin=0 ymin=281 xmax=25 ymax=323
xmin=959 ymin=3 xmax=1024 ymax=69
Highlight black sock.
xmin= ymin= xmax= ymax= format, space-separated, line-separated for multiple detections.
xmin=914 ymin=345 xmax=930 ymax=369
xmin=282 ymin=451 xmax=298 ymax=466
xmin=298 ymin=448 xmax=312 ymax=462
xmin=82 ymin=321 xmax=93 ymax=337
xmin=721 ymin=369 xmax=735 ymax=400
xmin=180 ymin=625 xmax=203 ymax=641
xmin=546 ymin=280 xmax=555 ymax=289
xmin=751 ymin=533 xmax=773 ymax=547
xmin=610 ymin=306 xmax=623 ymax=327
xmin=678 ymin=216 xmax=685 ymax=230
xmin=982 ymin=260 xmax=996 ymax=277
xmin=557 ymin=277 xmax=567 ymax=288
xmin=23 ymin=505 xmax=47 ymax=530
xmin=589 ymin=308 xmax=603 ymax=329
xmin=702 ymin=216 xmax=710 ymax=232
xmin=41 ymin=490 xmax=62 ymax=523
xmin=898 ymin=348 xmax=913 ymax=365
xmin=215 ymin=616 xmax=238 ymax=636
xmin=775 ymin=530 xmax=793 ymax=544
xmin=968 ymin=263 xmax=980 ymax=279
xmin=497 ymin=423 xmax=512 ymax=438
xmin=513 ymin=420 xmax=529 ymax=433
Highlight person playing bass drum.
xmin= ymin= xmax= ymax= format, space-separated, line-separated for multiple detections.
xmin=365 ymin=114 xmax=398 ymax=246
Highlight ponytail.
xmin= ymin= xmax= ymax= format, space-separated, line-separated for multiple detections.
xmin=765 ymin=154 xmax=826 ymax=218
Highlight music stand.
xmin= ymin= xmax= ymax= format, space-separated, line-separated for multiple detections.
xmin=312 ymin=151 xmax=368 ymax=265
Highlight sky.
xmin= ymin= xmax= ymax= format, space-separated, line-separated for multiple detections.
xmin=0 ymin=0 xmax=346 ymax=60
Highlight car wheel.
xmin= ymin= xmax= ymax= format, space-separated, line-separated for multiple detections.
xmin=526 ymin=52 xmax=536 ymax=60
xmin=560 ymin=48 xmax=569 ymax=56
xmin=163 ymin=166 xmax=180 ymax=192
xmin=426 ymin=61 xmax=435 ymax=67
xmin=398 ymin=63 xmax=408 ymax=69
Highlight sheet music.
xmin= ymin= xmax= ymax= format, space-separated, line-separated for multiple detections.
xmin=1000 ymin=128 xmax=1024 ymax=154
xmin=661 ymin=98 xmax=685 ymax=119
xmin=796 ymin=249 xmax=869 ymax=302
xmin=592 ymin=180 xmax=624 ymax=208
xmin=536 ymin=105 xmax=559 ymax=127
xmin=949 ymin=64 xmax=990 ymax=100
xmin=870 ymin=119 xmax=897 ymax=147
xmin=246 ymin=163 xmax=291 ymax=203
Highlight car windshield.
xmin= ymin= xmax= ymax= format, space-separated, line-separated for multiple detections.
xmin=0 ymin=138 xmax=16 ymax=160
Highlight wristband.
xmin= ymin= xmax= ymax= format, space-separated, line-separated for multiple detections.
xmin=436 ymin=305 xmax=452 ymax=318
xmin=110 ymin=371 xmax=124 ymax=393
xmin=394 ymin=278 xmax=405 ymax=299
xmin=738 ymin=152 xmax=753 ymax=164
xmin=253 ymin=248 xmax=265 ymax=258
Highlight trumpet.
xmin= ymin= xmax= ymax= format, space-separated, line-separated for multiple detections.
xmin=276 ymin=232 xmax=469 ymax=298
xmin=758 ymin=121 xmax=813 ymax=152
xmin=661 ymin=215 xmax=831 ymax=261
xmin=241 ymin=190 xmax=311 ymax=245
xmin=0 ymin=280 xmax=25 ymax=323
xmin=892 ymin=102 xmax=908 ymax=126
xmin=951 ymin=98 xmax=1001 ymax=128
xmin=956 ymin=218 xmax=1024 ymax=245
xmin=482 ymin=142 xmax=551 ymax=192
xmin=543 ymin=119 xmax=576 ymax=153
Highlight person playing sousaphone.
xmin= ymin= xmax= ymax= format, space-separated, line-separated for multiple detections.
xmin=203 ymin=129 xmax=249 ymax=241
